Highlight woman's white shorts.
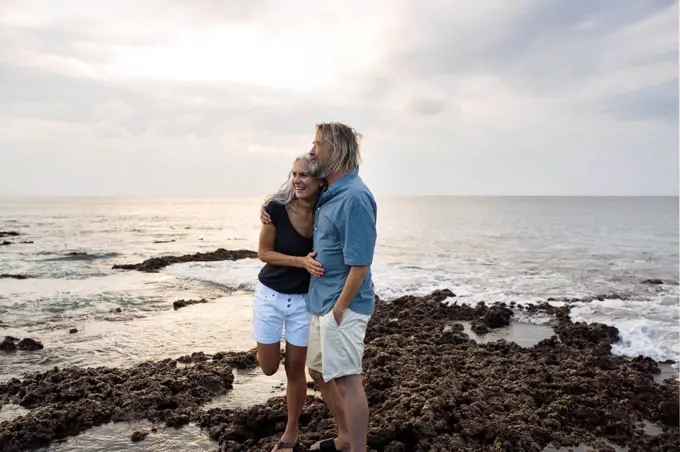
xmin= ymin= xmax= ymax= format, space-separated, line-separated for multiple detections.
xmin=252 ymin=281 xmax=311 ymax=347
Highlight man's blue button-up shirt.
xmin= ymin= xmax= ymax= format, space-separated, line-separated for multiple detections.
xmin=306 ymin=168 xmax=377 ymax=316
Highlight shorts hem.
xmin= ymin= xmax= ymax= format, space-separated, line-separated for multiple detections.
xmin=306 ymin=362 xmax=322 ymax=373
xmin=284 ymin=337 xmax=309 ymax=347
xmin=252 ymin=334 xmax=282 ymax=345
xmin=322 ymin=367 xmax=362 ymax=383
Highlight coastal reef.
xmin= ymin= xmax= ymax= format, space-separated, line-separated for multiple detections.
xmin=111 ymin=248 xmax=257 ymax=272
xmin=0 ymin=351 xmax=257 ymax=451
xmin=1 ymin=291 xmax=677 ymax=452
xmin=198 ymin=290 xmax=678 ymax=451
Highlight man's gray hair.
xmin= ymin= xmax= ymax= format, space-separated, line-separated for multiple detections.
xmin=316 ymin=122 xmax=363 ymax=174
xmin=264 ymin=153 xmax=325 ymax=205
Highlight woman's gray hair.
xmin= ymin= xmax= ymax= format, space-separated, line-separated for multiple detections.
xmin=316 ymin=122 xmax=363 ymax=174
xmin=264 ymin=153 xmax=325 ymax=205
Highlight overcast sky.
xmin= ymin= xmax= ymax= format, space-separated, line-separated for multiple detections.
xmin=0 ymin=0 xmax=677 ymax=197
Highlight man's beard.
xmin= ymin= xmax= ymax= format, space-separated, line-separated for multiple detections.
xmin=310 ymin=154 xmax=329 ymax=175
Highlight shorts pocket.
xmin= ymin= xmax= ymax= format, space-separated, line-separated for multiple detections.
xmin=321 ymin=309 xmax=340 ymax=328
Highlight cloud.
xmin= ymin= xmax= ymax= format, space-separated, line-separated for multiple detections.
xmin=0 ymin=0 xmax=677 ymax=196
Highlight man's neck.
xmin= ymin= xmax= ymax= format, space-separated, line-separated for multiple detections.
xmin=326 ymin=171 xmax=345 ymax=186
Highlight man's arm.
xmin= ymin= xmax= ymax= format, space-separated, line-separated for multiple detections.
xmin=258 ymin=223 xmax=324 ymax=277
xmin=332 ymin=195 xmax=377 ymax=318
xmin=334 ymin=266 xmax=369 ymax=313
xmin=259 ymin=203 xmax=272 ymax=224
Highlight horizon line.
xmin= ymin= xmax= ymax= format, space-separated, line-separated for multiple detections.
xmin=0 ymin=194 xmax=678 ymax=199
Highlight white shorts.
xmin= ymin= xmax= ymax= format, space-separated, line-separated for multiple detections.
xmin=307 ymin=309 xmax=371 ymax=383
xmin=252 ymin=281 xmax=312 ymax=347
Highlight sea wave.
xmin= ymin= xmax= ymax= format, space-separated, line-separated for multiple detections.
xmin=40 ymin=252 xmax=122 ymax=262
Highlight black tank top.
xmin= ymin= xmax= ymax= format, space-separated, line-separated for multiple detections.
xmin=257 ymin=200 xmax=313 ymax=294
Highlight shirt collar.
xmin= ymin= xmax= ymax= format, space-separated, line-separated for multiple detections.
xmin=319 ymin=168 xmax=359 ymax=203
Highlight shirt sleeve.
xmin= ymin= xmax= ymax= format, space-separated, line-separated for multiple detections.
xmin=265 ymin=201 xmax=282 ymax=227
xmin=338 ymin=195 xmax=377 ymax=266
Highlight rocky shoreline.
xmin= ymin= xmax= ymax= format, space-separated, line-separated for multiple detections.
xmin=111 ymin=248 xmax=257 ymax=272
xmin=0 ymin=351 xmax=257 ymax=451
xmin=1 ymin=290 xmax=677 ymax=452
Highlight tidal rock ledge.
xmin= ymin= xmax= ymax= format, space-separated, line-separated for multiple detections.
xmin=112 ymin=248 xmax=257 ymax=272
xmin=199 ymin=291 xmax=678 ymax=452
xmin=0 ymin=349 xmax=258 ymax=451
xmin=173 ymin=299 xmax=209 ymax=310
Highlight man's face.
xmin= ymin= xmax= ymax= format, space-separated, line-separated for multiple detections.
xmin=311 ymin=129 xmax=330 ymax=170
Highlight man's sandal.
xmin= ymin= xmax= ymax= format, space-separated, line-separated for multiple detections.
xmin=313 ymin=438 xmax=342 ymax=451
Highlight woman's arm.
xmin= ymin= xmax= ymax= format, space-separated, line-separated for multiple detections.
xmin=257 ymin=223 xmax=303 ymax=268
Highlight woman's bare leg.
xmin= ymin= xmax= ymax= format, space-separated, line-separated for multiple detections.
xmin=277 ymin=342 xmax=308 ymax=450
xmin=257 ymin=341 xmax=282 ymax=376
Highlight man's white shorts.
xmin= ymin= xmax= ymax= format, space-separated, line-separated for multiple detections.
xmin=306 ymin=309 xmax=371 ymax=382
xmin=251 ymin=281 xmax=311 ymax=347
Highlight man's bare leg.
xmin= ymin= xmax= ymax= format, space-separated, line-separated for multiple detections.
xmin=308 ymin=369 xmax=350 ymax=451
xmin=336 ymin=374 xmax=369 ymax=452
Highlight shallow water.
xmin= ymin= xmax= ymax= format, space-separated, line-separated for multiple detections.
xmin=38 ymin=422 xmax=217 ymax=452
xmin=459 ymin=320 xmax=555 ymax=347
xmin=2 ymin=294 xmax=258 ymax=379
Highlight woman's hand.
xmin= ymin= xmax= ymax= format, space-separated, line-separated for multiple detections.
xmin=300 ymin=251 xmax=324 ymax=277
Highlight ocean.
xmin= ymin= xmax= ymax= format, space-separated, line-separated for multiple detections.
xmin=1 ymin=196 xmax=678 ymax=450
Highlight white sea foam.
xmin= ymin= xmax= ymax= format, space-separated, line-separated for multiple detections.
xmin=166 ymin=260 xmax=680 ymax=365
xmin=569 ymin=295 xmax=680 ymax=364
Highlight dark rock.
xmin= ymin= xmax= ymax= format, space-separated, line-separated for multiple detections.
xmin=111 ymin=307 xmax=122 ymax=313
xmin=1 ymin=337 xmax=17 ymax=352
xmin=554 ymin=321 xmax=619 ymax=351
xmin=2 ymin=337 xmax=42 ymax=352
xmin=641 ymin=279 xmax=664 ymax=285
xmin=545 ymin=293 xmax=631 ymax=303
xmin=211 ymin=350 xmax=259 ymax=369
xmin=191 ymin=352 xmax=211 ymax=362
xmin=69 ymin=328 xmax=78 ymax=334
xmin=153 ymin=239 xmax=176 ymax=244
xmin=0 ymin=274 xmax=30 ymax=279
xmin=17 ymin=338 xmax=44 ymax=351
xmin=470 ymin=321 xmax=489 ymax=335
xmin=1 ymin=241 xmax=12 ymax=246
xmin=177 ymin=355 xmax=193 ymax=364
xmin=20 ymin=241 xmax=34 ymax=244
xmin=0 ymin=231 xmax=20 ymax=237
xmin=131 ymin=431 xmax=149 ymax=442
xmin=173 ymin=299 xmax=208 ymax=310
xmin=66 ymin=251 xmax=88 ymax=256
xmin=480 ymin=304 xmax=513 ymax=328
xmin=112 ymin=248 xmax=257 ymax=272
xmin=0 ymin=355 xmax=237 ymax=451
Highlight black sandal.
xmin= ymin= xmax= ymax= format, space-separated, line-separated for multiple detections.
xmin=273 ymin=441 xmax=298 ymax=451
xmin=316 ymin=438 xmax=341 ymax=451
